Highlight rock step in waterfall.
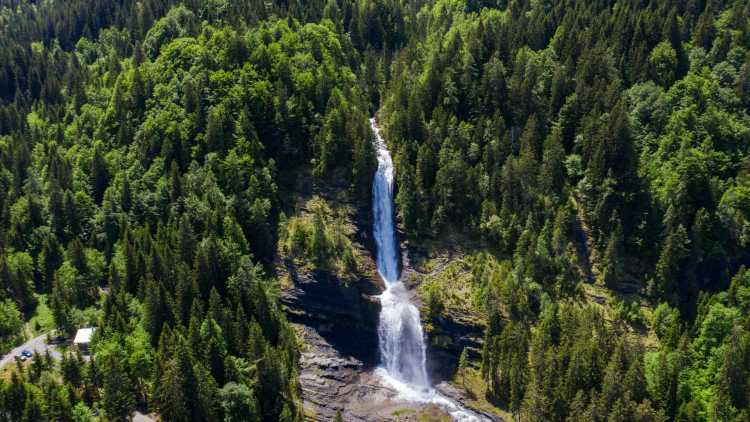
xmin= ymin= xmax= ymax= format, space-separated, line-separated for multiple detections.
xmin=370 ymin=118 xmax=486 ymax=422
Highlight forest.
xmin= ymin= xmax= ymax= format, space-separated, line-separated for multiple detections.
xmin=0 ymin=0 xmax=748 ymax=421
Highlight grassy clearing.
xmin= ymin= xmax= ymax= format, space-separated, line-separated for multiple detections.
xmin=0 ymin=359 xmax=31 ymax=382
xmin=415 ymin=407 xmax=452 ymax=422
xmin=24 ymin=294 xmax=54 ymax=338
xmin=453 ymin=367 xmax=513 ymax=422
xmin=414 ymin=250 xmax=493 ymax=338
xmin=391 ymin=408 xmax=416 ymax=417
xmin=581 ymin=283 xmax=659 ymax=350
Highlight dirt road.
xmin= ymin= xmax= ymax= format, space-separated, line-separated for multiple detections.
xmin=0 ymin=333 xmax=62 ymax=369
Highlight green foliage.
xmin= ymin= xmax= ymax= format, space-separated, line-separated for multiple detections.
xmin=281 ymin=197 xmax=361 ymax=283
xmin=720 ymin=175 xmax=750 ymax=248
xmin=728 ymin=266 xmax=750 ymax=313
xmin=457 ymin=347 xmax=469 ymax=388
xmin=71 ymin=402 xmax=98 ymax=422
xmin=611 ymin=297 xmax=646 ymax=328
xmin=0 ymin=298 xmax=23 ymax=353
xmin=370 ymin=3 xmax=750 ymax=419
xmin=3 ymin=251 xmax=38 ymax=315
xmin=102 ymin=355 xmax=135 ymax=421
xmin=0 ymin=0 xmax=748 ymax=420
xmin=143 ymin=6 xmax=199 ymax=59
xmin=220 ymin=382 xmax=260 ymax=422
xmin=0 ymin=0 xmax=389 ymax=417
xmin=601 ymin=221 xmax=625 ymax=288
xmin=649 ymin=42 xmax=679 ymax=87
xmin=651 ymin=303 xmax=681 ymax=348
xmin=654 ymin=225 xmax=690 ymax=304
xmin=422 ymin=280 xmax=445 ymax=322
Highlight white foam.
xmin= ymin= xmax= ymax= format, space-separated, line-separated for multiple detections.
xmin=374 ymin=368 xmax=483 ymax=422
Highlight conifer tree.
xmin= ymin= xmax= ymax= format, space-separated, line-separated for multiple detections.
xmin=102 ymin=358 xmax=135 ymax=422
xmin=458 ymin=348 xmax=469 ymax=389
xmin=91 ymin=144 xmax=110 ymax=204
xmin=601 ymin=220 xmax=625 ymax=288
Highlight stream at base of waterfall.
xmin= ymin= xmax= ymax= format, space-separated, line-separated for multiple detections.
xmin=370 ymin=118 xmax=485 ymax=422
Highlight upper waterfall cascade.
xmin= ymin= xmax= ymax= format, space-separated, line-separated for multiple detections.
xmin=370 ymin=118 xmax=485 ymax=422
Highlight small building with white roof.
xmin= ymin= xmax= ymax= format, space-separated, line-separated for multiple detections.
xmin=73 ymin=327 xmax=95 ymax=353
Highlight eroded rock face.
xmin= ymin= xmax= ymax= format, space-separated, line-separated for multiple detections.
xmin=425 ymin=315 xmax=485 ymax=383
xmin=293 ymin=321 xmax=500 ymax=422
xmin=294 ymin=324 xmax=446 ymax=421
xmin=294 ymin=324 xmax=368 ymax=421
xmin=281 ymin=263 xmax=409 ymax=421
xmin=280 ymin=267 xmax=383 ymax=365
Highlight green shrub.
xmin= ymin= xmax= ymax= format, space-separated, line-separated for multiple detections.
xmin=281 ymin=197 xmax=361 ymax=283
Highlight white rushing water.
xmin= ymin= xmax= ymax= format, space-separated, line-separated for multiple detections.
xmin=370 ymin=118 xmax=485 ymax=422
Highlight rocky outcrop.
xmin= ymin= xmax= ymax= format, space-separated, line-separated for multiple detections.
xmin=280 ymin=265 xmax=383 ymax=364
xmin=294 ymin=324 xmax=372 ymax=421
xmin=425 ymin=314 xmax=485 ymax=383
xmin=278 ymin=181 xmax=495 ymax=420
xmin=280 ymin=253 xmax=394 ymax=421
xmin=398 ymin=236 xmax=486 ymax=384
xmin=294 ymin=324 xmax=461 ymax=421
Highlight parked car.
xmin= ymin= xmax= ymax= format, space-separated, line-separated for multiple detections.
xmin=16 ymin=350 xmax=33 ymax=361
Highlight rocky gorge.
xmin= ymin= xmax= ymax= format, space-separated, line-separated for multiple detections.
xmin=277 ymin=173 xmax=500 ymax=421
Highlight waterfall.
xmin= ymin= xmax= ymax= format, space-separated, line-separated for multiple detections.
xmin=371 ymin=119 xmax=430 ymax=388
xmin=370 ymin=118 xmax=485 ymax=422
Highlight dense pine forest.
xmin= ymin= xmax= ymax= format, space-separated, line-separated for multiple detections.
xmin=0 ymin=0 xmax=748 ymax=421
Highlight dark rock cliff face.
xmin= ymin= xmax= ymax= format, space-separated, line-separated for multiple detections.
xmin=280 ymin=266 xmax=383 ymax=365
xmin=425 ymin=315 xmax=485 ymax=382
xmin=278 ymin=180 xmax=383 ymax=365
xmin=279 ymin=251 xmax=388 ymax=421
